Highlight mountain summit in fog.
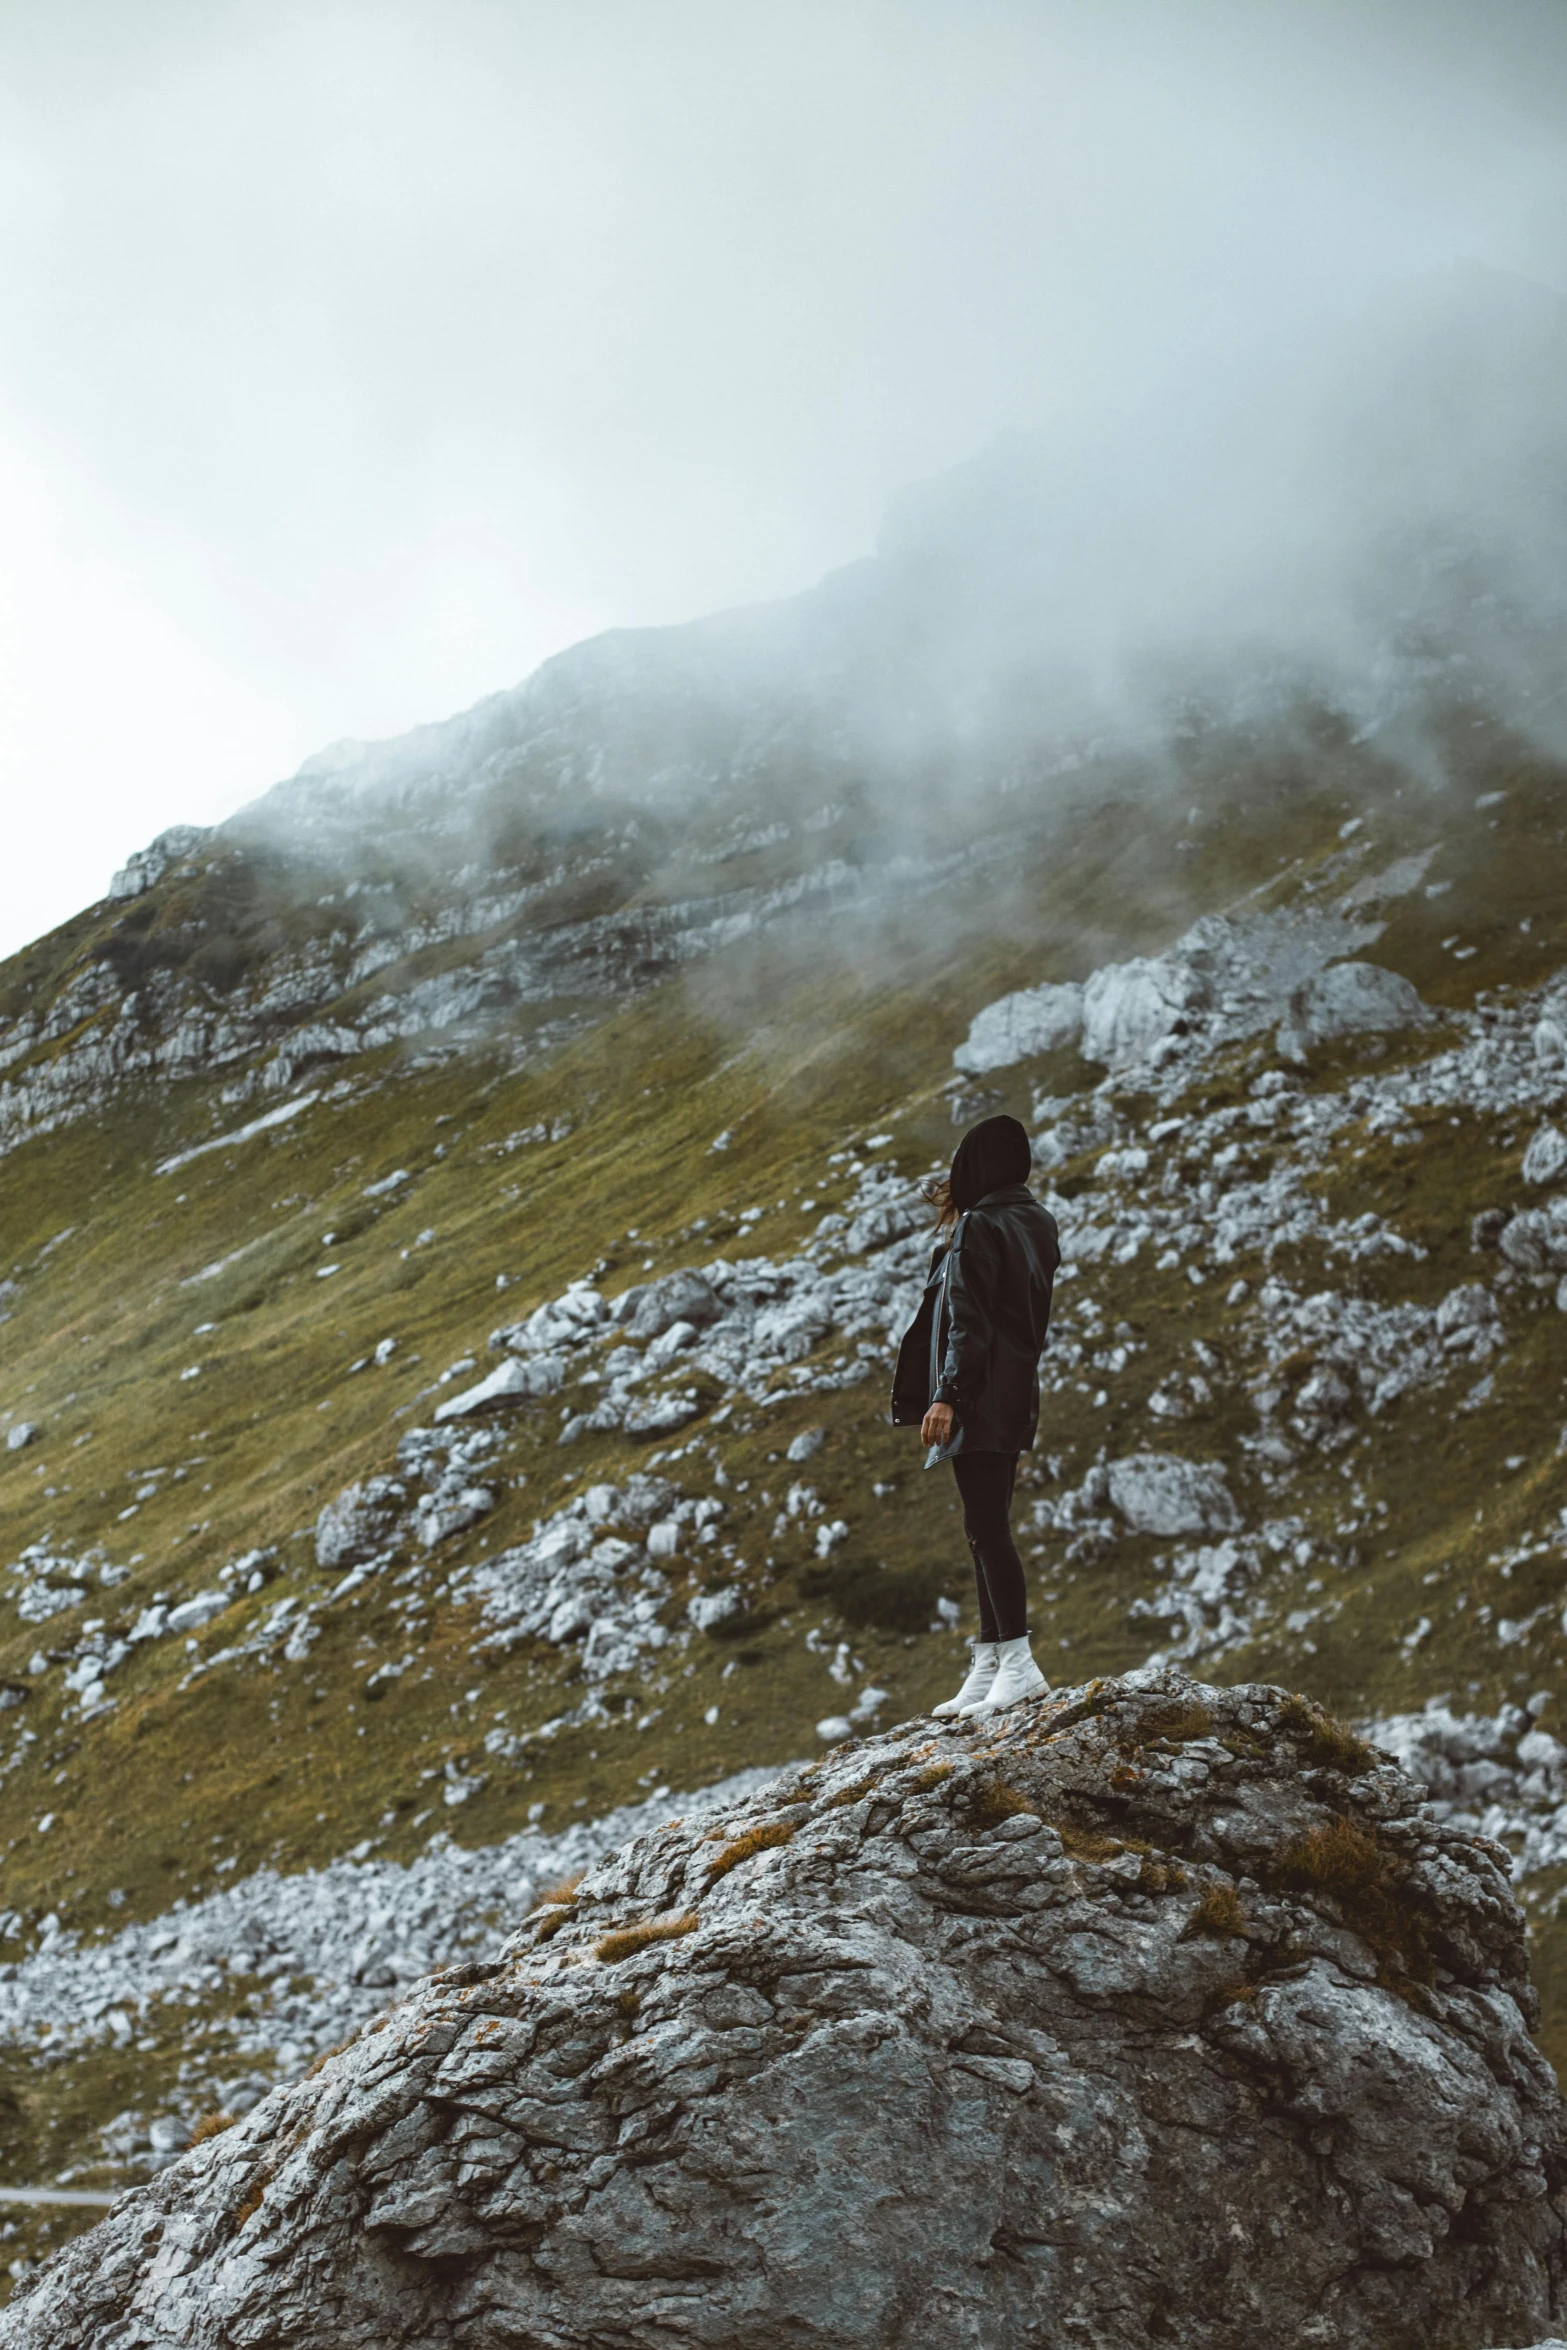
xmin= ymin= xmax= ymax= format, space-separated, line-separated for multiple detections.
xmin=227 ymin=262 xmax=1567 ymax=868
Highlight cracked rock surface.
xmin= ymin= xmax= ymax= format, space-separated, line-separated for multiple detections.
xmin=4 ymin=1670 xmax=1565 ymax=2350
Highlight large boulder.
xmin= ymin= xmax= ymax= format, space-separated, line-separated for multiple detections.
xmin=953 ymin=981 xmax=1084 ymax=1073
xmin=1080 ymin=955 xmax=1210 ymax=1069
xmin=491 ymin=1283 xmax=607 ymax=1356
xmin=1499 ymin=1207 xmax=1567 ymax=1277
xmin=1277 ymin=960 xmax=1426 ymax=1060
xmin=9 ymin=1673 xmax=1564 ymax=2350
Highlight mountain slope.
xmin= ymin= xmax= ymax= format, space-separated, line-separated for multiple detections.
xmin=3 ymin=265 xmax=1567 ymax=2284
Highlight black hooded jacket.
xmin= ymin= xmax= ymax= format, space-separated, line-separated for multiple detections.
xmin=890 ymin=1183 xmax=1060 ymax=1455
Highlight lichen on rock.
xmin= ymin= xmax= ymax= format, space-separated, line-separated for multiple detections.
xmin=3 ymin=1669 xmax=1563 ymax=2350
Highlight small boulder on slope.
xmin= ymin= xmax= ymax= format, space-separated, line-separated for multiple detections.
xmin=1277 ymin=960 xmax=1427 ymax=1061
xmin=619 ymin=1269 xmax=722 ymax=1342
xmin=314 ymin=1477 xmax=406 ymax=1571
xmin=1523 ymin=1125 xmax=1567 ymax=1188
xmin=5 ymin=1671 xmax=1563 ymax=2350
xmin=433 ymin=1355 xmax=563 ymax=1422
xmin=1107 ymin=1451 xmax=1241 ymax=1536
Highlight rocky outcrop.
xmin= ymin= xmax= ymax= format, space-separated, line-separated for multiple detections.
xmin=107 ymin=825 xmax=212 ymax=901
xmin=952 ymin=980 xmax=1084 ymax=1073
xmin=950 ymin=900 xmax=1417 ymax=1081
xmin=6 ymin=1670 xmax=1563 ymax=2350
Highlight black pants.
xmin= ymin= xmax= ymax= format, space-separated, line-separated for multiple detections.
xmin=951 ymin=1451 xmax=1026 ymax=1644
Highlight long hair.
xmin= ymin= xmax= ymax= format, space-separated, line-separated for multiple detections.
xmin=924 ymin=1114 xmax=1032 ymax=1228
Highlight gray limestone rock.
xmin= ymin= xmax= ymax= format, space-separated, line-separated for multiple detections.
xmin=1499 ymin=1208 xmax=1567 ymax=1277
xmin=621 ymin=1269 xmax=722 ymax=1342
xmin=686 ymin=1586 xmax=746 ymax=1632
xmin=1436 ymin=1282 xmax=1502 ymax=1348
xmin=621 ymin=1392 xmax=699 ymax=1439
xmin=1081 ymin=954 xmax=1210 ymax=1069
xmin=6 ymin=1671 xmax=1562 ymax=2350
xmin=106 ymin=824 xmax=211 ymax=901
xmin=314 ymin=1476 xmax=408 ymax=1571
xmin=1277 ymin=959 xmax=1427 ymax=1060
xmin=1523 ymin=1124 xmax=1567 ymax=1187
xmin=1107 ymin=1450 xmax=1241 ymax=1536
xmin=433 ymin=1356 xmax=564 ymax=1422
xmin=953 ymin=980 xmax=1084 ymax=1073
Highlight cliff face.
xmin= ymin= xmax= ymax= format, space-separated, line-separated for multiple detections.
xmin=2 ymin=1672 xmax=1561 ymax=2350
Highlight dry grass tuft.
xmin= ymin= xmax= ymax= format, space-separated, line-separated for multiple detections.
xmin=966 ymin=1778 xmax=1036 ymax=1830
xmin=530 ymin=1871 xmax=584 ymax=1942
xmin=913 ymin=1763 xmax=953 ymax=1793
xmin=595 ymin=1912 xmax=699 ymax=1965
xmin=1268 ymin=1815 xmax=1433 ymax=1992
xmin=1183 ymin=1881 xmax=1248 ymax=1940
xmin=1131 ymin=1699 xmax=1213 ymax=1747
xmin=826 ymin=1774 xmax=882 ymax=1810
xmin=1057 ymin=1821 xmax=1123 ymax=1863
xmin=190 ymin=2110 xmax=237 ymax=2146
xmin=706 ymin=1819 xmax=798 ymax=1880
xmin=532 ymin=1870 xmax=584 ymax=1912
xmin=1277 ymin=1694 xmax=1377 ymax=1778
xmin=1138 ymin=1855 xmax=1188 ymax=1895
xmin=230 ymin=2179 xmax=267 ymax=2231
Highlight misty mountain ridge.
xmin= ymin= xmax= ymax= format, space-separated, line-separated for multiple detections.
xmin=240 ymin=261 xmax=1567 ymax=853
xmin=9 ymin=259 xmax=1548 ymax=1176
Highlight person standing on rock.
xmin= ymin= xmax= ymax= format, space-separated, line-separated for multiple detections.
xmin=892 ymin=1113 xmax=1059 ymax=1718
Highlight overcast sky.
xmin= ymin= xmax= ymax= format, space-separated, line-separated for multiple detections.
xmin=1 ymin=0 xmax=1565 ymax=958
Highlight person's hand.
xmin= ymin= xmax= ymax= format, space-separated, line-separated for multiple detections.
xmin=921 ymin=1401 xmax=955 ymax=1447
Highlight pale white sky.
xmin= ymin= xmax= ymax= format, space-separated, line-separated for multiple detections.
xmin=1 ymin=0 xmax=1565 ymax=958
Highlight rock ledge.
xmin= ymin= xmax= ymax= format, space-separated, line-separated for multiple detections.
xmin=4 ymin=1670 xmax=1564 ymax=2349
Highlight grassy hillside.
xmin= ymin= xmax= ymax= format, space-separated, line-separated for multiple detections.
xmin=1 ymin=726 xmax=1565 ymax=2281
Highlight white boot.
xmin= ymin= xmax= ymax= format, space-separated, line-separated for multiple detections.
xmin=933 ymin=1641 xmax=998 ymax=1718
xmin=961 ymin=1635 xmax=1048 ymax=1716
